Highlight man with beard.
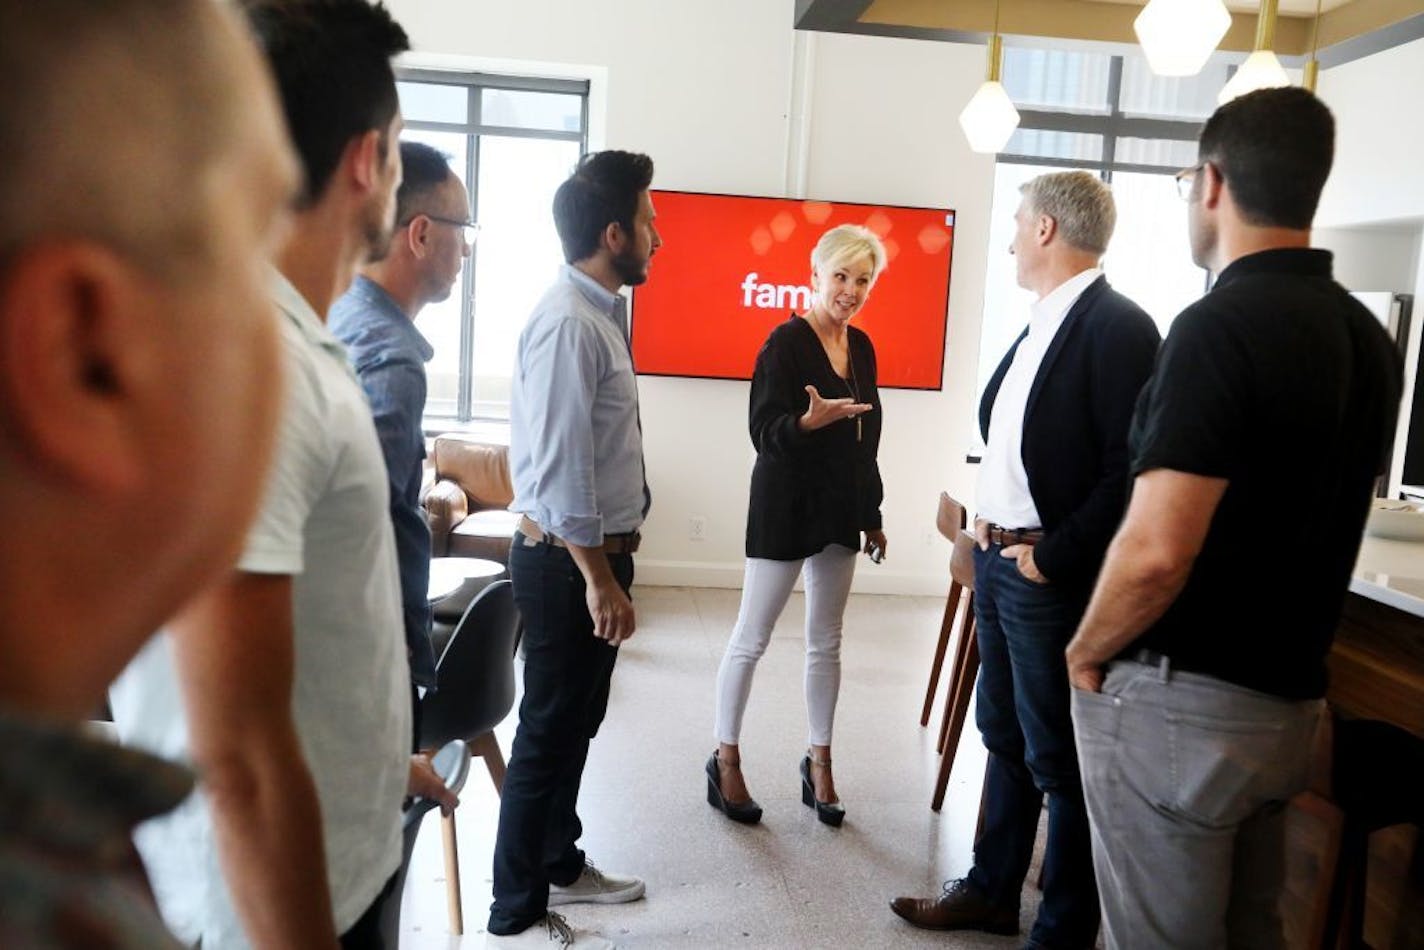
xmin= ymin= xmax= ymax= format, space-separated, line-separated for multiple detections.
xmin=1065 ymin=87 xmax=1403 ymax=948
xmin=486 ymin=151 xmax=660 ymax=949
xmin=109 ymin=2 xmax=454 ymax=948
xmin=331 ymin=141 xmax=474 ymax=725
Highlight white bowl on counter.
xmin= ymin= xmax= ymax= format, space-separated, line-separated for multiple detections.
xmin=1365 ymin=499 xmax=1424 ymax=542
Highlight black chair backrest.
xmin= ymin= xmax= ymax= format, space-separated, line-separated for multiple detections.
xmin=419 ymin=579 xmax=521 ymax=749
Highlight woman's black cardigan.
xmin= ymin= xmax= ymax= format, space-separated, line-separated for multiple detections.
xmin=745 ymin=314 xmax=884 ymax=561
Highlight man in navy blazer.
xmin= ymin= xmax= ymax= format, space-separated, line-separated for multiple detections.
xmin=894 ymin=171 xmax=1160 ymax=950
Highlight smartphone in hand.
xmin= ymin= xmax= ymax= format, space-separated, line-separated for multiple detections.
xmin=867 ymin=542 xmax=885 ymax=564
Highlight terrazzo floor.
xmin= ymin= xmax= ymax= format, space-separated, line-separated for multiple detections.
xmin=396 ymin=584 xmax=1047 ymax=949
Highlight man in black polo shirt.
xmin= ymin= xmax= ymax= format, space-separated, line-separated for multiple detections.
xmin=1065 ymin=87 xmax=1403 ymax=949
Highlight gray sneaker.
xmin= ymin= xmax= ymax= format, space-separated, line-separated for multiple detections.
xmin=484 ymin=912 xmax=614 ymax=949
xmin=547 ymin=860 xmax=646 ymax=907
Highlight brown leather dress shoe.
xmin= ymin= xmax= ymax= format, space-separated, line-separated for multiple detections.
xmin=889 ymin=878 xmax=1019 ymax=934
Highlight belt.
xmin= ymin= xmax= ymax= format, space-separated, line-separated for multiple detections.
xmin=1129 ymin=648 xmax=1197 ymax=680
xmin=1132 ymin=648 xmax=1172 ymax=672
xmin=986 ymin=523 xmax=1044 ymax=547
xmin=518 ymin=516 xmax=641 ymax=555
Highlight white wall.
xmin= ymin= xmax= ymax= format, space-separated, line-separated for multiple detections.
xmin=1316 ymin=36 xmax=1424 ymax=229
xmin=1315 ymin=35 xmax=1424 ymax=498
xmin=1314 ymin=225 xmax=1422 ymax=293
xmin=390 ymin=0 xmax=995 ymax=595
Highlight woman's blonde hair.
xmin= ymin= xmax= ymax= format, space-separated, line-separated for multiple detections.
xmin=810 ymin=223 xmax=887 ymax=284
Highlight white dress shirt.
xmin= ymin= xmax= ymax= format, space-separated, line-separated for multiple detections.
xmin=977 ymin=268 xmax=1103 ymax=529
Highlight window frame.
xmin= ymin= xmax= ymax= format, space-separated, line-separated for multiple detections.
xmin=397 ymin=68 xmax=590 ymax=423
xmin=999 ymin=55 xmax=1205 ymax=179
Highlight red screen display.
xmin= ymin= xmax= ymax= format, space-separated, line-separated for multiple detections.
xmin=630 ymin=190 xmax=955 ymax=390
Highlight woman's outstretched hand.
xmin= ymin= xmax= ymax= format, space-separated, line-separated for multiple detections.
xmin=799 ymin=385 xmax=871 ymax=432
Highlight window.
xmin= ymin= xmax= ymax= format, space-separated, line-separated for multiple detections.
xmin=396 ymin=70 xmax=589 ymax=423
xmin=974 ymin=48 xmax=1224 ymax=403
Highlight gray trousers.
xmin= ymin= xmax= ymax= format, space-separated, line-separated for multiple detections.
xmin=1071 ymin=658 xmax=1322 ymax=950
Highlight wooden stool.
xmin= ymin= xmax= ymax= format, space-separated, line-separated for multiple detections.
xmin=921 ymin=492 xmax=968 ymax=725
xmin=1320 ymin=717 xmax=1424 ymax=947
xmin=932 ymin=527 xmax=979 ymax=812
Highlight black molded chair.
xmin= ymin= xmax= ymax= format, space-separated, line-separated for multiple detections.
xmin=418 ymin=579 xmax=522 ymax=934
xmin=1320 ymin=717 xmax=1424 ymax=946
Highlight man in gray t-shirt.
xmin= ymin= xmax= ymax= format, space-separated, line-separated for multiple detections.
xmin=111 ymin=4 xmax=453 ymax=947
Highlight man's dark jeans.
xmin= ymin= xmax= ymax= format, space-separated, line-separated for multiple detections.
xmin=966 ymin=544 xmax=1099 ymax=950
xmin=487 ymin=536 xmax=634 ymax=935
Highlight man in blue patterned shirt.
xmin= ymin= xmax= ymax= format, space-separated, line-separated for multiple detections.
xmin=332 ymin=141 xmax=474 ymax=707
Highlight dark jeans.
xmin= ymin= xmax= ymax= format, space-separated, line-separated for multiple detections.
xmin=339 ymin=871 xmax=399 ymax=949
xmin=966 ymin=544 xmax=1099 ymax=950
xmin=487 ymin=536 xmax=634 ymax=935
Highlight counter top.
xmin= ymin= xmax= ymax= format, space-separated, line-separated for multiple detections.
xmin=1351 ymin=534 xmax=1424 ymax=618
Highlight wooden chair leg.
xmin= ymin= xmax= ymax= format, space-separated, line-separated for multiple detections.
xmin=922 ymin=582 xmax=964 ymax=726
xmin=471 ymin=731 xmax=506 ymax=794
xmin=938 ymin=594 xmax=976 ymax=754
xmin=932 ymin=616 xmax=980 ymax=812
xmin=441 ymin=810 xmax=463 ymax=935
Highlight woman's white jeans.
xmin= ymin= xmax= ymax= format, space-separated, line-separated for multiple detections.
xmin=714 ymin=544 xmax=858 ymax=747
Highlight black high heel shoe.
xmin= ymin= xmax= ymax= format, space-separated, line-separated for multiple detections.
xmin=800 ymin=753 xmax=845 ymax=827
xmin=706 ymin=752 xmax=762 ymax=824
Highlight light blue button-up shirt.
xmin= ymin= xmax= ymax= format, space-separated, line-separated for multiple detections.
xmin=510 ymin=264 xmax=648 ymax=548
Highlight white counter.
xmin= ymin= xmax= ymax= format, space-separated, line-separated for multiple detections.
xmin=1351 ymin=534 xmax=1424 ymax=618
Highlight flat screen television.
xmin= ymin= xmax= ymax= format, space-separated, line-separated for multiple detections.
xmin=630 ymin=190 xmax=955 ymax=390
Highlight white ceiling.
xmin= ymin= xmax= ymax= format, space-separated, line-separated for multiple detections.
xmin=1094 ymin=0 xmax=1354 ymax=15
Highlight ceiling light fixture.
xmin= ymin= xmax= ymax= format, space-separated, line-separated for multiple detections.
xmin=1218 ymin=0 xmax=1292 ymax=104
xmin=1303 ymin=0 xmax=1323 ymax=92
xmin=958 ymin=0 xmax=1021 ymax=154
xmin=1134 ymin=0 xmax=1232 ymax=76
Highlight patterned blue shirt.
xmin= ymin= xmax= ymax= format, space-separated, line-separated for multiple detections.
xmin=330 ymin=275 xmax=438 ymax=687
xmin=510 ymin=265 xmax=648 ymax=547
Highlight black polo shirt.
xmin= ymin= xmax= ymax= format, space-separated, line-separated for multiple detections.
xmin=1122 ymin=248 xmax=1403 ymax=699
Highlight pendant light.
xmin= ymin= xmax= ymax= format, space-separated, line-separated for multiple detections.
xmin=1218 ymin=0 xmax=1292 ymax=104
xmin=958 ymin=0 xmax=1020 ymax=154
xmin=1303 ymin=0 xmax=1323 ymax=92
xmin=1135 ymin=0 xmax=1232 ymax=76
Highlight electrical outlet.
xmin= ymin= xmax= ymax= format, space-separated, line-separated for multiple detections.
xmin=689 ymin=516 xmax=707 ymax=541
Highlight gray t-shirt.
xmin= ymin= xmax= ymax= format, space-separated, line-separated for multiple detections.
xmin=110 ymin=271 xmax=411 ymax=946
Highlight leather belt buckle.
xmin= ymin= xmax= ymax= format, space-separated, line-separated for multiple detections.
xmin=988 ymin=523 xmax=1043 ymax=547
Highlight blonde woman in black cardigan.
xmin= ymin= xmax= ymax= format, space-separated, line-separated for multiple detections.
xmin=706 ymin=224 xmax=888 ymax=827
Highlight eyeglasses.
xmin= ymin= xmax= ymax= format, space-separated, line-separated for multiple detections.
xmin=1175 ymin=162 xmax=1205 ymax=201
xmin=406 ymin=214 xmax=480 ymax=244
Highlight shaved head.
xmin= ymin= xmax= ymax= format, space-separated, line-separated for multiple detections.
xmin=0 ymin=0 xmax=271 ymax=277
xmin=0 ymin=0 xmax=299 ymax=717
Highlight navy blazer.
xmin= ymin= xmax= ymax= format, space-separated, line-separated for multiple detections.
xmin=978 ymin=276 xmax=1161 ymax=591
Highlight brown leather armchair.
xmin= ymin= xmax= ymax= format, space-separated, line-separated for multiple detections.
xmin=422 ymin=435 xmax=519 ymax=564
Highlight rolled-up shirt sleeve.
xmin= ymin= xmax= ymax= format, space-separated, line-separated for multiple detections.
xmin=520 ymin=315 xmax=605 ymax=547
xmin=238 ymin=334 xmax=330 ymax=575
